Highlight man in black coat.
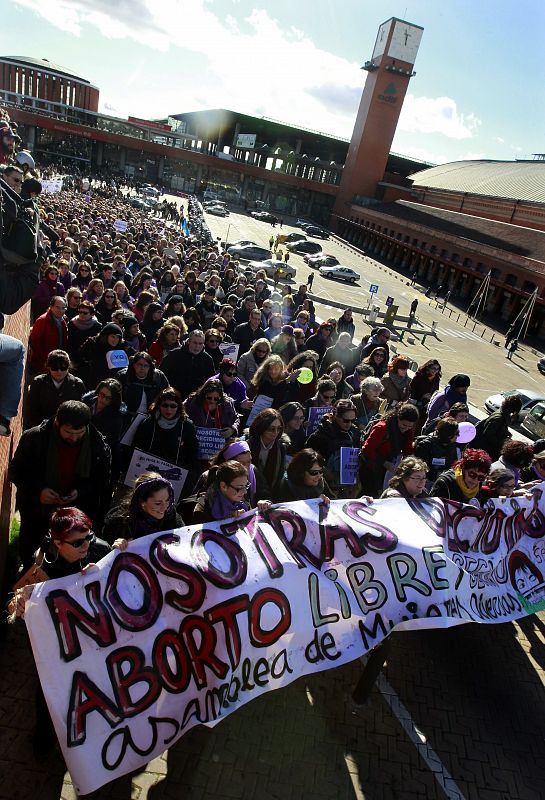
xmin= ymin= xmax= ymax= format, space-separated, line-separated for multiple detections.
xmin=8 ymin=400 xmax=112 ymax=566
xmin=160 ymin=330 xmax=214 ymax=400
xmin=26 ymin=349 xmax=85 ymax=428
xmin=233 ymin=308 xmax=265 ymax=356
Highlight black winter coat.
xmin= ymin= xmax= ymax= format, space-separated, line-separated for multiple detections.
xmin=161 ymin=345 xmax=215 ymax=400
xmin=26 ymin=372 xmax=85 ymax=428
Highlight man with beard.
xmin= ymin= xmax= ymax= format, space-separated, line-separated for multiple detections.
xmin=8 ymin=400 xmax=111 ymax=567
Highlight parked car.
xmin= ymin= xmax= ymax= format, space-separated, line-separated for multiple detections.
xmin=227 ymin=244 xmax=273 ymax=261
xmin=141 ymin=185 xmax=161 ymax=197
xmin=286 ymin=240 xmax=322 ymax=255
xmin=283 ymin=233 xmax=307 ymax=244
xmin=305 ymin=254 xmax=340 ymax=267
xmin=521 ymin=402 xmax=545 ymax=441
xmin=222 ymin=239 xmax=258 ymax=250
xmin=304 ymin=226 xmax=330 ymax=239
xmin=250 ymin=211 xmax=279 ymax=223
xmin=206 ymin=205 xmax=229 ymax=217
xmin=537 ymin=357 xmax=545 ymax=375
xmin=484 ymin=389 xmax=545 ymax=417
xmin=295 ymin=218 xmax=312 ymax=228
xmin=130 ymin=198 xmax=148 ymax=209
xmin=319 ymin=265 xmax=360 ymax=283
xmin=247 ymin=258 xmax=297 ymax=279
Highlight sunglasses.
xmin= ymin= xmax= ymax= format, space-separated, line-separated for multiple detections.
xmin=160 ymin=402 xmax=179 ymax=409
xmin=307 ymin=469 xmax=323 ymax=476
xmin=340 ymin=416 xmax=356 ymax=423
xmin=205 ymin=396 xmax=221 ymax=402
xmin=465 ymin=471 xmax=487 ymax=480
xmin=229 ymin=482 xmax=251 ymax=493
xmin=65 ymin=532 xmax=93 ymax=548
xmin=207 ymin=338 xmax=220 ymax=343
xmin=104 ymin=294 xmax=115 ymax=298
xmin=321 ymin=393 xmax=335 ymax=400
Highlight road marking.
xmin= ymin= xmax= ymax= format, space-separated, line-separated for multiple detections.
xmin=377 ymin=674 xmax=467 ymax=800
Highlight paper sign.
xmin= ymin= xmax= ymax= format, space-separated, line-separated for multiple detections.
xmin=196 ymin=426 xmax=226 ymax=460
xmin=245 ymin=394 xmax=273 ymax=427
xmin=124 ymin=448 xmax=188 ymax=501
xmin=306 ymin=405 xmax=329 ymax=435
xmin=41 ymin=179 xmax=62 ymax=193
xmin=113 ymin=220 xmax=128 ymax=233
xmin=119 ymin=413 xmax=146 ymax=447
xmin=106 ymin=350 xmax=129 ymax=369
xmin=340 ymin=447 xmax=360 ymax=485
xmin=218 ymin=342 xmax=240 ymax=362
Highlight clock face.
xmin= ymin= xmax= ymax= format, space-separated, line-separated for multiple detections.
xmin=372 ymin=20 xmax=391 ymax=60
xmin=388 ymin=21 xmax=423 ymax=63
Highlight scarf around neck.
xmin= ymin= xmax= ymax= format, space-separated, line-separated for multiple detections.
xmin=454 ymin=465 xmax=480 ymax=499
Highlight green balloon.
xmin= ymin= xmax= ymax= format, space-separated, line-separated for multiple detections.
xmin=297 ymin=367 xmax=314 ymax=384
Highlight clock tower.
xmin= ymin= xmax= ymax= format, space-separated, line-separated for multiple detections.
xmin=332 ymin=18 xmax=423 ymax=222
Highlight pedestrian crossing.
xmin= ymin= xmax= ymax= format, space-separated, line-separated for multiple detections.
xmin=437 ymin=327 xmax=484 ymax=341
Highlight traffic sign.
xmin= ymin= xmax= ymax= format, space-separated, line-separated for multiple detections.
xmin=385 ymin=296 xmax=394 ymax=306
xmin=369 ymin=284 xmax=379 ymax=294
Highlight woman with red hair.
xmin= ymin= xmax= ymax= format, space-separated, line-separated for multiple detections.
xmin=430 ymin=448 xmax=492 ymax=503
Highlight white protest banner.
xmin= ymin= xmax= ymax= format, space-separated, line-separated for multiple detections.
xmin=124 ymin=448 xmax=187 ymax=501
xmin=113 ymin=220 xmax=128 ymax=233
xmin=218 ymin=342 xmax=239 ymax=363
xmin=41 ymin=178 xmax=63 ymax=194
xmin=196 ymin=426 xmax=226 ymax=460
xmin=245 ymin=394 xmax=273 ymax=427
xmin=340 ymin=447 xmax=360 ymax=485
xmin=24 ymin=489 xmax=545 ymax=794
xmin=306 ymin=405 xmax=329 ymax=435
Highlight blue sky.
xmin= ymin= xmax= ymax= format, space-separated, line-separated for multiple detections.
xmin=2 ymin=0 xmax=544 ymax=165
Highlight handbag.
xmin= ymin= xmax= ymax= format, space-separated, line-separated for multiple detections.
xmin=12 ymin=550 xmax=49 ymax=591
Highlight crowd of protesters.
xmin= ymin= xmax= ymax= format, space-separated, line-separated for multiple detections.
xmin=3 ymin=102 xmax=545 ymax=758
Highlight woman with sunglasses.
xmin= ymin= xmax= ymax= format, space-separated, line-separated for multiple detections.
xmin=362 ymin=346 xmax=388 ymax=378
xmin=306 ymin=399 xmax=361 ymax=499
xmin=95 ymin=287 xmax=122 ymax=324
xmin=67 ymin=299 xmax=102 ymax=367
xmin=132 ymin=388 xmax=198 ymax=470
xmin=193 ymin=461 xmax=271 ymax=523
xmin=64 ymin=287 xmax=83 ymax=320
xmin=184 ymin=378 xmax=239 ymax=441
xmin=276 ymin=449 xmax=331 ymax=503
xmin=7 ymin=506 xmax=121 ymax=757
xmin=247 ymin=409 xmax=288 ymax=496
xmin=430 ymin=448 xmax=492 ymax=504
xmin=216 ymin=358 xmax=251 ymax=411
xmin=204 ymin=327 xmax=225 ymax=370
xmin=71 ymin=261 xmax=93 ymax=291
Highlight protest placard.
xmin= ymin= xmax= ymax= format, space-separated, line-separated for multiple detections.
xmin=218 ymin=342 xmax=239 ymax=363
xmin=113 ymin=220 xmax=128 ymax=233
xmin=245 ymin=394 xmax=273 ymax=427
xmin=124 ymin=448 xmax=187 ymax=501
xmin=196 ymin=426 xmax=226 ymax=460
xmin=41 ymin=178 xmax=63 ymax=193
xmin=24 ymin=489 xmax=545 ymax=794
xmin=119 ymin=413 xmax=146 ymax=447
xmin=306 ymin=405 xmax=329 ymax=435
xmin=340 ymin=447 xmax=360 ymax=485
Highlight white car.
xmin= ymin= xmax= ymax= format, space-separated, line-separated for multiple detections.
xmin=319 ymin=265 xmax=360 ymax=283
xmin=484 ymin=389 xmax=545 ymax=418
xmin=247 ymin=258 xmax=296 ymax=279
xmin=306 ymin=254 xmax=340 ymax=268
xmin=206 ymin=205 xmax=229 ymax=217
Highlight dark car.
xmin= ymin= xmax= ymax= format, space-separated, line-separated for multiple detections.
xmin=305 ymin=226 xmax=330 ymax=239
xmin=283 ymin=232 xmax=307 ymax=243
xmin=250 ymin=211 xmax=279 ymax=224
xmin=538 ymin=358 xmax=545 ymax=375
xmin=295 ymin=218 xmax=312 ymax=228
xmin=227 ymin=244 xmax=273 ymax=261
xmin=286 ymin=240 xmax=323 ymax=255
